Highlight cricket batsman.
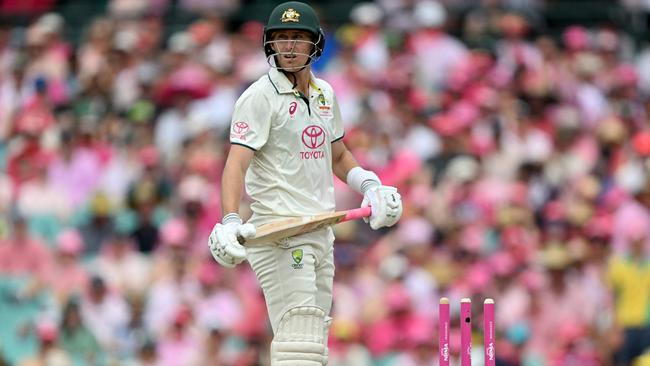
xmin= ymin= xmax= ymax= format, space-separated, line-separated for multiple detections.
xmin=208 ymin=2 xmax=403 ymax=364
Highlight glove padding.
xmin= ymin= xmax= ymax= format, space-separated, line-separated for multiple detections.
xmin=208 ymin=221 xmax=256 ymax=268
xmin=362 ymin=185 xmax=403 ymax=230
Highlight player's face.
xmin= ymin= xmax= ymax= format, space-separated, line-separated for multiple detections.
xmin=270 ymin=30 xmax=315 ymax=71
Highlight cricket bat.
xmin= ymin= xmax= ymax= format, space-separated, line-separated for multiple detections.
xmin=238 ymin=206 xmax=372 ymax=245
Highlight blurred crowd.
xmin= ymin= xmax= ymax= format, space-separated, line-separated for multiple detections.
xmin=1 ymin=0 xmax=650 ymax=365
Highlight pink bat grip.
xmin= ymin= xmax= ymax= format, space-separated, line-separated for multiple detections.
xmin=342 ymin=206 xmax=372 ymax=222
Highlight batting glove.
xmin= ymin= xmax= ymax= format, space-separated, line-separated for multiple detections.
xmin=362 ymin=185 xmax=403 ymax=230
xmin=208 ymin=213 xmax=256 ymax=268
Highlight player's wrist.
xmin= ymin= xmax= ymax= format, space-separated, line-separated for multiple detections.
xmin=361 ymin=180 xmax=380 ymax=195
xmin=347 ymin=167 xmax=381 ymax=195
xmin=222 ymin=213 xmax=242 ymax=225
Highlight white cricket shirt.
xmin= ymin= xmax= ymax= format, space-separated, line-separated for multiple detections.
xmin=230 ymin=67 xmax=345 ymax=227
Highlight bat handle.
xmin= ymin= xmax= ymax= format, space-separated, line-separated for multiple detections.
xmin=343 ymin=206 xmax=372 ymax=222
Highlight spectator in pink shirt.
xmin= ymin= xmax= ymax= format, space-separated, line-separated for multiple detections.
xmin=193 ymin=261 xmax=245 ymax=334
xmin=47 ymin=229 xmax=90 ymax=305
xmin=48 ymin=131 xmax=102 ymax=210
xmin=612 ymin=183 xmax=650 ymax=255
xmin=156 ymin=306 xmax=201 ymax=366
xmin=527 ymin=244 xmax=597 ymax=361
xmin=150 ymin=218 xmax=200 ymax=282
xmin=364 ymin=283 xmax=433 ymax=357
xmin=0 ymin=216 xmax=52 ymax=281
xmin=146 ymin=220 xmax=200 ymax=337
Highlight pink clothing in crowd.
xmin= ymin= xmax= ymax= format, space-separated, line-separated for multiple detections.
xmin=48 ymin=148 xmax=103 ymax=209
xmin=612 ymin=199 xmax=650 ymax=255
xmin=0 ymin=236 xmax=52 ymax=280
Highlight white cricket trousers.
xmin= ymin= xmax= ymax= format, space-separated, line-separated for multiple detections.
xmin=246 ymin=229 xmax=335 ymax=333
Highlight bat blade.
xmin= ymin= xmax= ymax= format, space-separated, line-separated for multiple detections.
xmin=241 ymin=207 xmax=371 ymax=245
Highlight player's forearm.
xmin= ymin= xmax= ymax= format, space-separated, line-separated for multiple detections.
xmin=333 ymin=149 xmax=359 ymax=182
xmin=220 ymin=145 xmax=255 ymax=217
xmin=221 ymin=171 xmax=244 ymax=216
xmin=331 ymin=140 xmax=360 ymax=181
xmin=221 ymin=158 xmax=247 ymax=216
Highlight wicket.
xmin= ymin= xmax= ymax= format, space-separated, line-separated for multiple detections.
xmin=484 ymin=299 xmax=495 ymax=366
xmin=438 ymin=297 xmax=495 ymax=365
xmin=439 ymin=298 xmax=450 ymax=366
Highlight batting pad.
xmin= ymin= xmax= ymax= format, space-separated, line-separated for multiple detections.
xmin=271 ymin=306 xmax=327 ymax=365
xmin=322 ymin=316 xmax=333 ymax=365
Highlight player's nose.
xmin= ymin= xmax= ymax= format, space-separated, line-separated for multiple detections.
xmin=278 ymin=40 xmax=296 ymax=53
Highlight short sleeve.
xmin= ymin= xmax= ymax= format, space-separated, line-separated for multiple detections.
xmin=230 ymin=88 xmax=272 ymax=150
xmin=331 ymin=93 xmax=344 ymax=142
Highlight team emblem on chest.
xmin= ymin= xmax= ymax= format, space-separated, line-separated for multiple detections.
xmin=316 ymin=93 xmax=333 ymax=119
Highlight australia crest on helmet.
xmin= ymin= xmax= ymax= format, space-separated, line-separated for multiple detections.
xmin=281 ymin=8 xmax=300 ymax=22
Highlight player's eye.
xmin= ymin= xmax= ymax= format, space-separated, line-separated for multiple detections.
xmin=273 ymin=32 xmax=289 ymax=40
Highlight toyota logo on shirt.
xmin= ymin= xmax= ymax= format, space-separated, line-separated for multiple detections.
xmin=301 ymin=125 xmax=325 ymax=149
xmin=232 ymin=121 xmax=249 ymax=134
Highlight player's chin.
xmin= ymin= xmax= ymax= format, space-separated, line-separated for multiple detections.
xmin=279 ymin=59 xmax=308 ymax=71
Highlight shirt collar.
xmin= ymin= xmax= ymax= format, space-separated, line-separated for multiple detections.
xmin=267 ymin=67 xmax=321 ymax=95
